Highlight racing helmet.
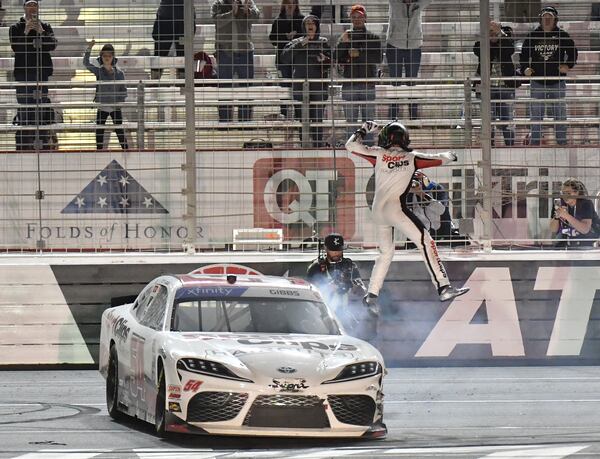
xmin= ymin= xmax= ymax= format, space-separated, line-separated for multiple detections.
xmin=378 ymin=121 xmax=412 ymax=151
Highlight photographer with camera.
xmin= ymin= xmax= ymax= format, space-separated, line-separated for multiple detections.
xmin=307 ymin=233 xmax=378 ymax=339
xmin=9 ymin=0 xmax=57 ymax=150
xmin=550 ymin=179 xmax=599 ymax=248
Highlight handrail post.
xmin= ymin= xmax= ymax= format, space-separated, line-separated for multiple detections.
xmin=136 ymin=81 xmax=145 ymax=150
xmin=301 ymin=79 xmax=310 ymax=148
xmin=464 ymin=77 xmax=473 ymax=147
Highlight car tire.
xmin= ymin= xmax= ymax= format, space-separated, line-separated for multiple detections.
xmin=155 ymin=366 xmax=167 ymax=437
xmin=106 ymin=345 xmax=124 ymax=420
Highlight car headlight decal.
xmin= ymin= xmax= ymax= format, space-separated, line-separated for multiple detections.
xmin=322 ymin=361 xmax=382 ymax=384
xmin=177 ymin=358 xmax=254 ymax=383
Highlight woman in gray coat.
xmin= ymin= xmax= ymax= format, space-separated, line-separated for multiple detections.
xmin=84 ymin=40 xmax=129 ymax=150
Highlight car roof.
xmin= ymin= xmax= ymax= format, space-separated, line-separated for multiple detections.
xmin=174 ymin=274 xmax=312 ymax=290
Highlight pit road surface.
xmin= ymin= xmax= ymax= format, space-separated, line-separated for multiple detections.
xmin=1 ymin=367 xmax=599 ymax=458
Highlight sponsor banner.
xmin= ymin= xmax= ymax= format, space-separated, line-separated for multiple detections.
xmin=0 ymin=148 xmax=599 ymax=249
xmin=2 ymin=257 xmax=599 ymax=365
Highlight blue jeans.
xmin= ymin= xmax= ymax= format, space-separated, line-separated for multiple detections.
xmin=216 ymin=50 xmax=254 ymax=122
xmin=342 ymin=85 xmax=376 ymax=144
xmin=386 ymin=45 xmax=422 ymax=120
xmin=491 ymin=87 xmax=515 ymax=146
xmin=529 ymin=80 xmax=567 ymax=145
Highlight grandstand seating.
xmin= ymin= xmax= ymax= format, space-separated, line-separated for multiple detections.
xmin=0 ymin=0 xmax=598 ymax=150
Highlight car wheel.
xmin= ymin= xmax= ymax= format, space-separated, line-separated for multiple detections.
xmin=106 ymin=345 xmax=124 ymax=420
xmin=155 ymin=366 xmax=167 ymax=437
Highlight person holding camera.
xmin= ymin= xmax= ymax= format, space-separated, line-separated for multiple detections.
xmin=306 ymin=233 xmax=369 ymax=305
xmin=473 ymin=20 xmax=518 ymax=146
xmin=334 ymin=4 xmax=382 ymax=144
xmin=9 ymin=0 xmax=57 ymax=150
xmin=307 ymin=233 xmax=379 ymax=337
xmin=211 ymin=0 xmax=260 ymax=123
xmin=550 ymin=179 xmax=599 ymax=248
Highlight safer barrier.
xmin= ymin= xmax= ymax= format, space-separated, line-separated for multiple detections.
xmin=0 ymin=252 xmax=598 ymax=366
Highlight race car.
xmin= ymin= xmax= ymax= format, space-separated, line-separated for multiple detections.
xmin=98 ymin=271 xmax=387 ymax=438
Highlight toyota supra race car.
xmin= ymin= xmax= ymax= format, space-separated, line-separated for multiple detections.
xmin=99 ymin=271 xmax=387 ymax=438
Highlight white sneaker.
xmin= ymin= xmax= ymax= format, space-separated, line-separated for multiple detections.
xmin=439 ymin=285 xmax=469 ymax=302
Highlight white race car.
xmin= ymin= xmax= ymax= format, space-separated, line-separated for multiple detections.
xmin=98 ymin=271 xmax=387 ymax=438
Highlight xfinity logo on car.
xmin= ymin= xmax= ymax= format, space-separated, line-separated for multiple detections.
xmin=277 ymin=366 xmax=297 ymax=374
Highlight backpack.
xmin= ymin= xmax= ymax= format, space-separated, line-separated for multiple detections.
xmin=193 ymin=52 xmax=217 ymax=79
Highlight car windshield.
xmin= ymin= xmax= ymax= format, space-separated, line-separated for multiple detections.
xmin=171 ymin=296 xmax=340 ymax=335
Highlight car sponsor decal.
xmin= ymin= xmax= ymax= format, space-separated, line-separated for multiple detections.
xmin=106 ymin=310 xmax=131 ymax=343
xmin=175 ymin=286 xmax=249 ymax=301
xmin=167 ymin=385 xmax=181 ymax=393
xmin=269 ymin=378 xmax=309 ymax=393
xmin=268 ymin=289 xmax=300 ymax=297
xmin=183 ymin=380 xmax=203 ymax=392
xmin=237 ymin=338 xmax=358 ymax=352
xmin=168 ymin=393 xmax=181 ymax=399
xmin=168 ymin=402 xmax=182 ymax=412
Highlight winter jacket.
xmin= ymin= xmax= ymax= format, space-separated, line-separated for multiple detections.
xmin=519 ymin=25 xmax=577 ymax=84
xmin=269 ymin=12 xmax=305 ymax=65
xmin=83 ymin=49 xmax=127 ymax=106
xmin=211 ymin=0 xmax=260 ymax=53
xmin=474 ymin=26 xmax=519 ymax=89
xmin=281 ymin=35 xmax=331 ymax=96
xmin=334 ymin=27 xmax=383 ymax=88
xmin=386 ymin=0 xmax=433 ymax=49
xmin=9 ymin=17 xmax=57 ymax=81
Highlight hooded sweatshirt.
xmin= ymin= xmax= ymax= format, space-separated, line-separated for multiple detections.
xmin=280 ymin=15 xmax=331 ymax=96
xmin=83 ymin=48 xmax=127 ymax=112
xmin=386 ymin=0 xmax=433 ymax=49
xmin=519 ymin=25 xmax=577 ymax=85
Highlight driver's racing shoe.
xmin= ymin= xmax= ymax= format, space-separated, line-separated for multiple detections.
xmin=438 ymin=285 xmax=470 ymax=302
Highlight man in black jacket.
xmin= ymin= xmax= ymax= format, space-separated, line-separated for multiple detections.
xmin=474 ymin=20 xmax=518 ymax=146
xmin=519 ymin=6 xmax=577 ymax=146
xmin=9 ymin=0 xmax=57 ymax=150
xmin=269 ymin=0 xmax=304 ymax=118
xmin=335 ymin=4 xmax=382 ymax=145
xmin=151 ymin=0 xmax=196 ymax=80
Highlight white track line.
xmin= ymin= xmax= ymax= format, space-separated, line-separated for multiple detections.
xmin=481 ymin=445 xmax=589 ymax=458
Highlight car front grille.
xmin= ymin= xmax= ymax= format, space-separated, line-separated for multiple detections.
xmin=186 ymin=391 xmax=248 ymax=423
xmin=328 ymin=395 xmax=376 ymax=426
xmin=243 ymin=395 xmax=330 ymax=428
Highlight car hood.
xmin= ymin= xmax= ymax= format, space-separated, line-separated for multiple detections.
xmin=165 ymin=332 xmax=383 ymax=385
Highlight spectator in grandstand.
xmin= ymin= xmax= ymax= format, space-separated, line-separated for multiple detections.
xmin=592 ymin=3 xmax=600 ymax=21
xmin=473 ymin=20 xmax=519 ymax=147
xmin=84 ymin=40 xmax=129 ymax=150
xmin=151 ymin=0 xmax=196 ymax=80
xmin=9 ymin=0 xmax=57 ymax=150
xmin=550 ymin=179 xmax=599 ymax=248
xmin=385 ymin=0 xmax=432 ymax=121
xmin=269 ymin=0 xmax=304 ymax=118
xmin=281 ymin=14 xmax=331 ymax=147
xmin=334 ymin=4 xmax=383 ymax=145
xmin=212 ymin=0 xmax=261 ymax=123
xmin=519 ymin=6 xmax=577 ymax=146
